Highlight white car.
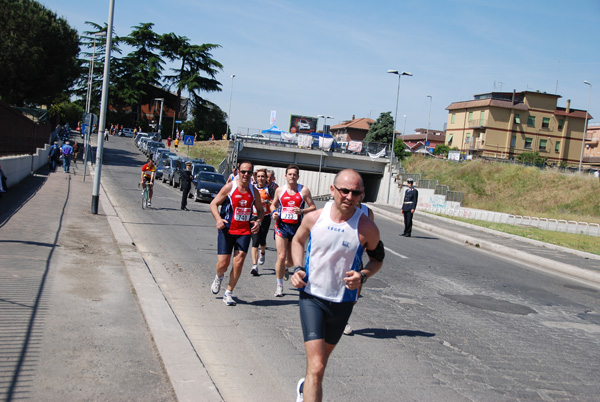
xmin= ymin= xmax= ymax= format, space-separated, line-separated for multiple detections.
xmin=297 ymin=119 xmax=311 ymax=131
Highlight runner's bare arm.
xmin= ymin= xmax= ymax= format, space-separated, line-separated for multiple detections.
xmin=300 ymin=187 xmax=316 ymax=215
xmin=271 ymin=187 xmax=282 ymax=220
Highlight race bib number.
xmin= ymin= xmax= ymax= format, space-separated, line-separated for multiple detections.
xmin=281 ymin=207 xmax=298 ymax=221
xmin=234 ymin=207 xmax=251 ymax=221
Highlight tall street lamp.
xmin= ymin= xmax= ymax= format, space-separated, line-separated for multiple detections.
xmin=578 ymin=80 xmax=592 ymax=172
xmin=85 ymin=32 xmax=107 ymax=115
xmin=227 ymin=74 xmax=235 ymax=139
xmin=386 ymin=70 xmax=412 ymax=204
xmin=154 ymin=98 xmax=164 ymax=138
xmin=316 ymin=115 xmax=334 ymax=194
xmin=91 ymin=0 xmax=115 ymax=214
xmin=426 ymin=95 xmax=432 ymax=152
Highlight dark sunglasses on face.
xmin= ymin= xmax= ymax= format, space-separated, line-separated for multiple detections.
xmin=334 ymin=185 xmax=363 ymax=197
xmin=239 ymin=170 xmax=253 ymax=175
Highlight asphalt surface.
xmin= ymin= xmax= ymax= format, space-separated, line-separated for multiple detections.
xmin=1 ymin=137 xmax=600 ymax=401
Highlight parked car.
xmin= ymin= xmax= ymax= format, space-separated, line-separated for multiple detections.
xmin=152 ymin=147 xmax=171 ymax=163
xmin=191 ymin=172 xmax=226 ymax=202
xmin=174 ymin=162 xmax=215 ymax=189
xmin=162 ymin=156 xmax=182 ymax=185
xmin=155 ymin=150 xmax=177 ymax=165
xmin=145 ymin=141 xmax=164 ymax=156
xmin=120 ymin=128 xmax=135 ymax=137
xmin=137 ymin=136 xmax=152 ymax=150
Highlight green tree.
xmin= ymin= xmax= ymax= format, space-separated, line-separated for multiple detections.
xmin=517 ymin=151 xmax=547 ymax=166
xmin=185 ymin=99 xmax=227 ymax=140
xmin=120 ymin=22 xmax=164 ymax=121
xmin=365 ymin=112 xmax=395 ymax=144
xmin=160 ymin=33 xmax=223 ymax=125
xmin=393 ymin=138 xmax=409 ymax=161
xmin=433 ymin=143 xmax=452 ymax=157
xmin=0 ymin=0 xmax=79 ymax=106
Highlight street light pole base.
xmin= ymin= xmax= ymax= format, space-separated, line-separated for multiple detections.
xmin=91 ymin=195 xmax=99 ymax=214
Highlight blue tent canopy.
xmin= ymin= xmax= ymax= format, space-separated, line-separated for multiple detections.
xmin=261 ymin=125 xmax=285 ymax=134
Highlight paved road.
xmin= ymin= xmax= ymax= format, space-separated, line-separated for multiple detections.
xmin=101 ymin=136 xmax=600 ymax=401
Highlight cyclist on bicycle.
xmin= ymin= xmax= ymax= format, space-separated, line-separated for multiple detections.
xmin=141 ymin=158 xmax=156 ymax=206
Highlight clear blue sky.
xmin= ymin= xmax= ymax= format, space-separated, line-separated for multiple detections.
xmin=42 ymin=0 xmax=600 ymax=134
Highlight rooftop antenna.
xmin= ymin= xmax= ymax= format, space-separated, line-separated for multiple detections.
xmin=555 ymin=59 xmax=561 ymax=94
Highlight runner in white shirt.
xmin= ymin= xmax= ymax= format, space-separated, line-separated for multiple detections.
xmin=290 ymin=169 xmax=384 ymax=402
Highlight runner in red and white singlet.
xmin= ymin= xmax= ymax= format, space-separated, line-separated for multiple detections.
xmin=271 ymin=165 xmax=315 ymax=297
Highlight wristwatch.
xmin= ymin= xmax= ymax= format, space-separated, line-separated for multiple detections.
xmin=293 ymin=265 xmax=306 ymax=274
xmin=359 ymin=271 xmax=368 ymax=284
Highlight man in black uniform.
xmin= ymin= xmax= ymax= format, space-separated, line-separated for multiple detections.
xmin=401 ymin=178 xmax=418 ymax=237
xmin=180 ymin=161 xmax=193 ymax=211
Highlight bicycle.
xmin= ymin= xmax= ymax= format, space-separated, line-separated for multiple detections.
xmin=140 ymin=181 xmax=153 ymax=209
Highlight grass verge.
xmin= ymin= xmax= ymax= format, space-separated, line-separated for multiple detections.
xmin=430 ymin=213 xmax=600 ymax=255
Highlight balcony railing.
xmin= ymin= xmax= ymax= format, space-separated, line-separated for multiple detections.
xmin=468 ymin=118 xmax=488 ymax=128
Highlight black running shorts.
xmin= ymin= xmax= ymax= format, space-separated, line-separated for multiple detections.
xmin=299 ymin=291 xmax=354 ymax=345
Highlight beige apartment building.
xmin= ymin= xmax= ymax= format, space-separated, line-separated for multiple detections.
xmin=445 ymin=91 xmax=591 ymax=166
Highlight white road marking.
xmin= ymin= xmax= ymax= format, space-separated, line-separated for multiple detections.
xmin=384 ymin=247 xmax=408 ymax=259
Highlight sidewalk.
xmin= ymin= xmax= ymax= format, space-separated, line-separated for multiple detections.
xmin=0 ymin=165 xmax=176 ymax=401
xmin=369 ymin=203 xmax=600 ymax=286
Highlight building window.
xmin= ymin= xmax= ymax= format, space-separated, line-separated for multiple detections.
xmin=514 ymin=114 xmax=521 ymax=124
xmin=525 ymin=137 xmax=533 ymax=149
xmin=465 ymin=134 xmax=470 ymax=143
xmin=451 ymin=113 xmax=456 ymax=124
xmin=539 ymin=139 xmax=547 ymax=151
xmin=555 ymin=141 xmax=560 ymax=152
xmin=527 ymin=116 xmax=535 ymax=127
xmin=468 ymin=111 xmax=473 ymax=121
xmin=480 ymin=111 xmax=485 ymax=122
xmin=542 ymin=117 xmax=550 ymax=129
xmin=447 ymin=134 xmax=453 ymax=146
xmin=511 ymin=135 xmax=516 ymax=147
xmin=558 ymin=119 xmax=564 ymax=130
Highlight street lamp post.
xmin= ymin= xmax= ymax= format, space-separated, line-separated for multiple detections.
xmin=91 ymin=0 xmax=115 ymax=214
xmin=578 ymin=81 xmax=592 ymax=172
xmin=426 ymin=95 xmax=432 ymax=152
xmin=154 ymin=98 xmax=164 ymax=138
xmin=386 ymin=70 xmax=412 ymax=204
xmin=316 ymin=114 xmax=334 ymax=195
xmin=85 ymin=32 xmax=107 ymax=115
xmin=227 ymin=74 xmax=235 ymax=139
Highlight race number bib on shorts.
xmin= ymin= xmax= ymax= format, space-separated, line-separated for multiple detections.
xmin=281 ymin=207 xmax=298 ymax=220
xmin=234 ymin=207 xmax=251 ymax=221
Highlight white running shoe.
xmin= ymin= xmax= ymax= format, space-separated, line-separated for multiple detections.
xmin=284 ymin=268 xmax=290 ymax=281
xmin=258 ymin=253 xmax=265 ymax=265
xmin=223 ymin=292 xmax=236 ymax=306
xmin=211 ymin=276 xmax=223 ymax=294
xmin=274 ymin=284 xmax=283 ymax=297
xmin=250 ymin=265 xmax=259 ymax=276
xmin=147 ymin=201 xmax=151 ymax=207
xmin=343 ymin=324 xmax=353 ymax=335
xmin=296 ymin=378 xmax=304 ymax=402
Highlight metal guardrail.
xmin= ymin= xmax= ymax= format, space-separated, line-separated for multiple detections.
xmin=425 ymin=207 xmax=600 ymax=237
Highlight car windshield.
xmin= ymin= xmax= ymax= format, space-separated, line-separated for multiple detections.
xmin=198 ymin=173 xmax=225 ymax=184
xmin=192 ymin=164 xmax=216 ymax=175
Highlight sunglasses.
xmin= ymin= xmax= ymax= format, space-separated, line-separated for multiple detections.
xmin=239 ymin=170 xmax=253 ymax=175
xmin=334 ymin=185 xmax=363 ymax=197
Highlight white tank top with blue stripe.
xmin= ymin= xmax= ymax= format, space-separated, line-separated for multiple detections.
xmin=303 ymin=201 xmax=364 ymax=303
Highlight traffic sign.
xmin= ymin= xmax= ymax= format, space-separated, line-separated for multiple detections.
xmin=184 ymin=135 xmax=194 ymax=146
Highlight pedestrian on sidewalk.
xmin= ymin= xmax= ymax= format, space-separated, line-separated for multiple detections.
xmin=72 ymin=140 xmax=79 ymax=164
xmin=104 ymin=129 xmax=109 ymax=142
xmin=48 ymin=141 xmax=60 ymax=172
xmin=290 ymin=169 xmax=384 ymax=402
xmin=60 ymin=141 xmax=73 ymax=173
xmin=180 ymin=161 xmax=193 ymax=211
xmin=209 ymin=161 xmax=264 ymax=306
xmin=174 ymin=137 xmax=179 ymax=151
xmin=166 ymin=136 xmax=172 ymax=149
xmin=401 ymin=178 xmax=418 ymax=237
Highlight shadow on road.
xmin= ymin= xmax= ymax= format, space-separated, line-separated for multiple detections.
xmin=352 ymin=328 xmax=435 ymax=339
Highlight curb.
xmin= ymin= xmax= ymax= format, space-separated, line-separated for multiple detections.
xmin=369 ymin=204 xmax=600 ymax=287
xmin=95 ymin=169 xmax=223 ymax=402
